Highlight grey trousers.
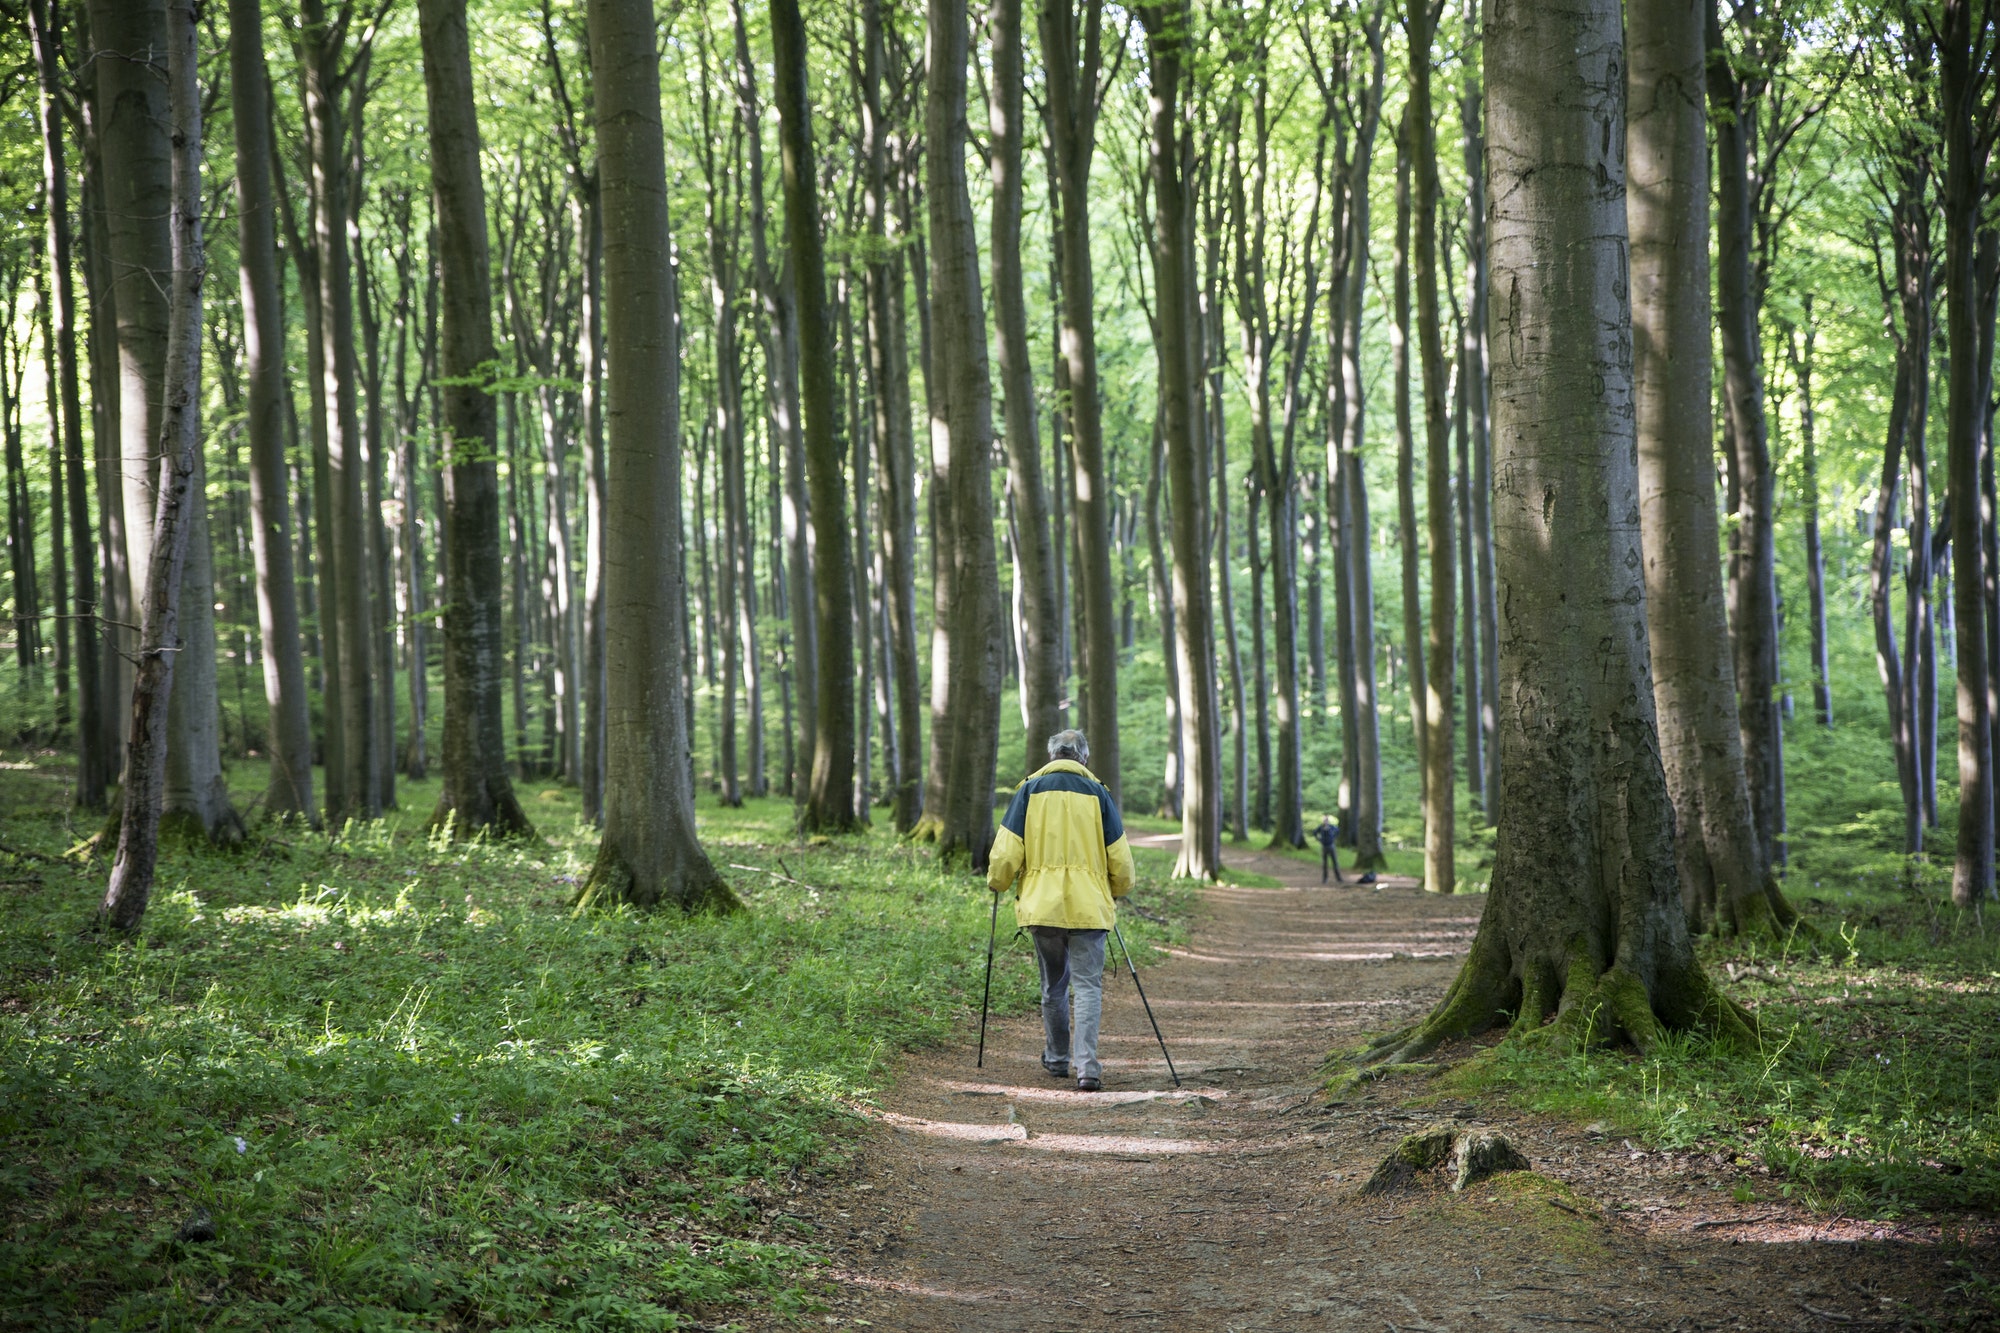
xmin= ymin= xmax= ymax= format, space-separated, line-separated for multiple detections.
xmin=1031 ymin=926 xmax=1107 ymax=1081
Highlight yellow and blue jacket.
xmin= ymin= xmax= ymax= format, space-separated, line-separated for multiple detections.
xmin=986 ymin=759 xmax=1136 ymax=930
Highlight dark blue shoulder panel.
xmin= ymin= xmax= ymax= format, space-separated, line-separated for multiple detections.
xmin=1001 ymin=783 xmax=1033 ymax=837
xmin=1015 ymin=769 xmax=1124 ymax=846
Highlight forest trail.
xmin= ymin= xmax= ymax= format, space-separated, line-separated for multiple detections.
xmin=765 ymin=844 xmax=1988 ymax=1332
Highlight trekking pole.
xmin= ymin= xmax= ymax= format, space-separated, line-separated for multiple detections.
xmin=1111 ymin=922 xmax=1181 ymax=1088
xmin=976 ymin=891 xmax=1000 ymax=1068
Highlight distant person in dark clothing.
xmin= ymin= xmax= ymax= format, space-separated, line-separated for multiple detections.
xmin=1314 ymin=816 xmax=1345 ymax=884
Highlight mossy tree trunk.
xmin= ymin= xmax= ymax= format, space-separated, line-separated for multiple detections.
xmin=1368 ymin=0 xmax=1752 ymax=1063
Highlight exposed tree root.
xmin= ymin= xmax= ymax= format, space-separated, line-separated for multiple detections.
xmin=1351 ymin=923 xmax=1758 ymax=1070
xmin=572 ymin=843 xmax=740 ymax=916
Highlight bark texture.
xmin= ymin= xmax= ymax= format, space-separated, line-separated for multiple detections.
xmin=578 ymin=0 xmax=734 ymax=912
xmin=1367 ymin=0 xmax=1750 ymax=1064
xmin=1629 ymin=0 xmax=1791 ymax=936
xmin=103 ymin=0 xmax=204 ymax=930
xmin=418 ymin=0 xmax=532 ymax=839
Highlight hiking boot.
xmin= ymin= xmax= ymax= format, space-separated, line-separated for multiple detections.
xmin=1043 ymin=1060 xmax=1071 ymax=1080
xmin=1076 ymin=1076 xmax=1102 ymax=1093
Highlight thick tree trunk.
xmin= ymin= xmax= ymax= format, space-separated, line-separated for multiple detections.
xmin=418 ymin=0 xmax=532 ymax=839
xmin=1940 ymin=0 xmax=1995 ymax=906
xmin=1629 ymin=0 xmax=1791 ymax=937
xmin=577 ymin=0 xmax=733 ymax=912
xmin=700 ymin=96 xmax=745 ymax=808
xmin=1041 ymin=0 xmax=1120 ymax=802
xmin=1139 ymin=0 xmax=1222 ymax=880
xmin=89 ymin=0 xmax=240 ymax=846
xmin=1248 ymin=484 xmax=1271 ymax=830
xmin=79 ymin=131 xmax=132 ymax=774
xmin=925 ymin=0 xmax=1005 ymax=865
xmin=991 ymin=0 xmax=1064 ymax=776
xmin=102 ymin=0 xmax=203 ymax=931
xmin=579 ymin=185 xmax=607 ymax=820
xmin=1409 ymin=0 xmax=1455 ymax=895
xmin=770 ymin=0 xmax=859 ymax=833
xmin=1707 ymin=0 xmax=1783 ymax=870
xmin=230 ymin=0 xmax=315 ymax=823
xmin=862 ymin=0 xmax=922 ymax=831
xmin=1370 ymin=0 xmax=1751 ymax=1064
xmin=29 ymin=0 xmax=105 ymax=808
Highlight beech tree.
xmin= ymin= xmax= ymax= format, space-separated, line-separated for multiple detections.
xmin=1370 ymin=0 xmax=1750 ymax=1061
xmin=576 ymin=0 xmax=734 ymax=912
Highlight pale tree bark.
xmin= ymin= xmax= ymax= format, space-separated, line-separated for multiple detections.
xmin=1409 ymin=0 xmax=1455 ymax=894
xmin=770 ymin=0 xmax=860 ymax=833
xmin=1138 ymin=0 xmax=1222 ymax=880
xmin=925 ymin=0 xmax=1005 ymax=864
xmin=1630 ymin=0 xmax=1793 ymax=937
xmin=231 ymin=0 xmax=316 ymax=824
xmin=1041 ymin=0 xmax=1120 ymax=802
xmin=731 ymin=0 xmax=816 ymax=796
xmin=1706 ymin=0 xmax=1782 ymax=868
xmin=417 ymin=0 xmax=532 ymax=839
xmin=28 ymin=0 xmax=106 ymax=810
xmin=862 ymin=0 xmax=922 ymax=831
xmin=991 ymin=0 xmax=1063 ymax=776
xmin=1366 ymin=0 xmax=1752 ymax=1064
xmin=577 ymin=0 xmax=734 ymax=912
xmin=102 ymin=0 xmax=204 ymax=930
xmin=1939 ymin=0 xmax=1997 ymax=906
xmin=89 ymin=0 xmax=241 ymax=846
xmin=300 ymin=0 xmax=379 ymax=823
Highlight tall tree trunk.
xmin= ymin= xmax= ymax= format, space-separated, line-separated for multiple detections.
xmin=79 ymin=113 xmax=133 ymax=776
xmin=1041 ymin=0 xmax=1120 ymax=801
xmin=1148 ymin=414 xmax=1182 ymax=818
xmin=699 ymin=89 xmax=744 ymax=807
xmin=418 ymin=0 xmax=532 ymax=839
xmin=1707 ymin=0 xmax=1783 ymax=870
xmin=1138 ymin=0 xmax=1222 ymax=880
xmin=1630 ymin=0 xmax=1791 ymax=937
xmin=1391 ymin=115 xmax=1428 ymax=790
xmin=1788 ymin=299 xmax=1832 ymax=727
xmin=579 ymin=185 xmax=607 ymax=819
xmin=991 ymin=0 xmax=1063 ymax=776
xmin=1409 ymin=0 xmax=1455 ymax=894
xmin=731 ymin=0 xmax=816 ymax=796
xmin=577 ymin=0 xmax=733 ymax=911
xmin=1370 ymin=0 xmax=1750 ymax=1064
xmin=1461 ymin=0 xmax=1498 ymax=824
xmin=89 ymin=0 xmax=240 ymax=845
xmin=102 ymin=0 xmax=203 ymax=930
xmin=862 ymin=0 xmax=922 ymax=831
xmin=1448 ymin=269 xmax=1481 ymax=809
xmin=230 ymin=0 xmax=315 ymax=823
xmin=1940 ymin=0 xmax=1996 ymax=906
xmin=1329 ymin=15 xmax=1388 ymax=871
xmin=302 ymin=0 xmax=378 ymax=822
xmin=1248 ymin=482 xmax=1271 ymax=830
xmin=1873 ymin=349 xmax=1917 ymax=848
xmin=925 ymin=0 xmax=1004 ymax=865
xmin=29 ymin=0 xmax=105 ymax=808
xmin=770 ymin=0 xmax=858 ymax=833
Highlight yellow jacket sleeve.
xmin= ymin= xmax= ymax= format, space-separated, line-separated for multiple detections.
xmin=988 ymin=823 xmax=1026 ymax=894
xmin=1106 ymin=833 xmax=1135 ymax=899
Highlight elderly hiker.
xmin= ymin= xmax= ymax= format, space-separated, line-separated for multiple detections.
xmin=1314 ymin=815 xmax=1346 ymax=884
xmin=987 ymin=729 xmax=1136 ymax=1093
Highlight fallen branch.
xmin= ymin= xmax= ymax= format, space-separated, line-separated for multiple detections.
xmin=1691 ymin=1212 xmax=1785 ymax=1229
xmin=727 ymin=863 xmax=825 ymax=892
xmin=0 ymin=841 xmax=60 ymax=864
xmin=1801 ymin=1302 xmax=1890 ymax=1325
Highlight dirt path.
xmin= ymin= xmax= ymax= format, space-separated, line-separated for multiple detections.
xmin=772 ymin=844 xmax=1992 ymax=1332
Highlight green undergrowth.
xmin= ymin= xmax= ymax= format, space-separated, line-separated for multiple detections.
xmin=1435 ymin=882 xmax=2000 ymax=1216
xmin=0 ymin=762 xmax=1194 ymax=1331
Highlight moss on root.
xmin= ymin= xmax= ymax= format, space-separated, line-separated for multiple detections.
xmin=571 ymin=843 xmax=741 ymax=916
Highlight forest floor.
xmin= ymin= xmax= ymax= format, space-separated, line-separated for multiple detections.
xmin=758 ymin=839 xmax=2000 ymax=1333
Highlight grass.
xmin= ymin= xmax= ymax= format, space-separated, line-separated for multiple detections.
xmin=0 ymin=760 xmax=1196 ymax=1332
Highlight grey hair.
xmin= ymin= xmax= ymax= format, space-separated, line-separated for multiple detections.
xmin=1046 ymin=729 xmax=1090 ymax=763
